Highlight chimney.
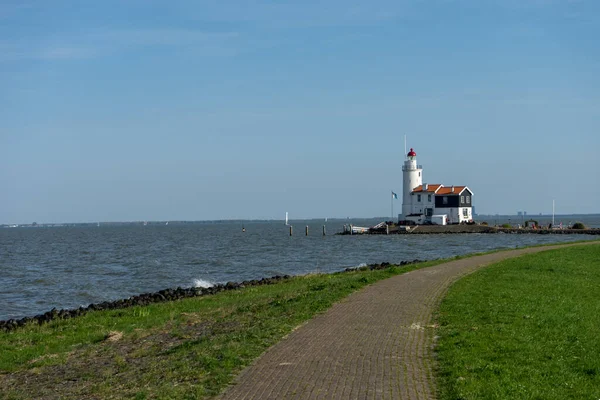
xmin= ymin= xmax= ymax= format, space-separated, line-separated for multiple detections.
xmin=451 ymin=186 xmax=454 ymax=193
xmin=424 ymin=183 xmax=428 ymax=191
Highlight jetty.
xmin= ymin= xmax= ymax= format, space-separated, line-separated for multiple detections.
xmin=340 ymin=223 xmax=600 ymax=235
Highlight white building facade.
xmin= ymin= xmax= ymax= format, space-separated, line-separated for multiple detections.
xmin=399 ymin=148 xmax=474 ymax=224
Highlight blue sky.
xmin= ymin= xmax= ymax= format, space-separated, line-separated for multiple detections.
xmin=1 ymin=0 xmax=599 ymax=223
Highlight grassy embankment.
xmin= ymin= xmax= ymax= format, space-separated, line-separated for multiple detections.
xmin=0 ymin=259 xmax=442 ymax=399
xmin=436 ymin=243 xmax=600 ymax=399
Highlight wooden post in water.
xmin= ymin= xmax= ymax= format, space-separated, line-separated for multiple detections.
xmin=289 ymin=226 xmax=293 ymax=236
xmin=305 ymin=226 xmax=309 ymax=236
xmin=323 ymin=225 xmax=326 ymax=236
xmin=386 ymin=224 xmax=389 ymax=235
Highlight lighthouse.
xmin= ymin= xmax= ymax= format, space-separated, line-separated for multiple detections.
xmin=398 ymin=146 xmax=474 ymax=225
xmin=401 ymin=148 xmax=422 ymax=219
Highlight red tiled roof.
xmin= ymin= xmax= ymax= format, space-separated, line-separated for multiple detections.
xmin=412 ymin=184 xmax=442 ymax=193
xmin=436 ymin=186 xmax=467 ymax=195
xmin=411 ymin=185 xmax=471 ymax=195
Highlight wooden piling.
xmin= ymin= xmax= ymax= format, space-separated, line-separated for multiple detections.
xmin=323 ymin=225 xmax=326 ymax=236
xmin=305 ymin=226 xmax=309 ymax=236
xmin=289 ymin=226 xmax=293 ymax=236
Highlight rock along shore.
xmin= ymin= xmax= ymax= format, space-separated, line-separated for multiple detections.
xmin=342 ymin=224 xmax=600 ymax=235
xmin=0 ymin=260 xmax=422 ymax=332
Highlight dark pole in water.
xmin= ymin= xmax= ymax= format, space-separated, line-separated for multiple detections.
xmin=305 ymin=226 xmax=309 ymax=236
xmin=323 ymin=225 xmax=326 ymax=236
xmin=289 ymin=226 xmax=293 ymax=236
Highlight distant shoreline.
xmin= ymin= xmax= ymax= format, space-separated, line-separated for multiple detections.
xmin=2 ymin=213 xmax=600 ymax=229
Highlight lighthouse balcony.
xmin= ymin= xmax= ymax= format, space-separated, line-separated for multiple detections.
xmin=402 ymin=165 xmax=423 ymax=171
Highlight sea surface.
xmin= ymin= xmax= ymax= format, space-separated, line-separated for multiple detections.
xmin=1 ymin=215 xmax=599 ymax=321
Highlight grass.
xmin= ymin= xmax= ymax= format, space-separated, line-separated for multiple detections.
xmin=449 ymin=238 xmax=599 ymax=261
xmin=0 ymin=259 xmax=442 ymax=399
xmin=435 ymin=243 xmax=600 ymax=400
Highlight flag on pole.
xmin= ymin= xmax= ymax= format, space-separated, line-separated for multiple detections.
xmin=392 ymin=191 xmax=398 ymax=199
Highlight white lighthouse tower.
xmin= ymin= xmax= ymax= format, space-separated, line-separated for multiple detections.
xmin=401 ymin=148 xmax=422 ymax=219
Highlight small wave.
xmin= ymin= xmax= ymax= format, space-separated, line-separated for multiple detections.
xmin=356 ymin=263 xmax=368 ymax=268
xmin=265 ymin=270 xmax=285 ymax=277
xmin=193 ymin=278 xmax=214 ymax=288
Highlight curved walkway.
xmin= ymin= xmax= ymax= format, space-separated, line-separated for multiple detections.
xmin=219 ymin=241 xmax=599 ymax=400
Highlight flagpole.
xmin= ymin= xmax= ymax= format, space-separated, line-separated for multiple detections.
xmin=391 ymin=191 xmax=393 ymax=220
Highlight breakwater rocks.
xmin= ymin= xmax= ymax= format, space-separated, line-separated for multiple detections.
xmin=343 ymin=225 xmax=600 ymax=235
xmin=0 ymin=275 xmax=290 ymax=333
xmin=0 ymin=260 xmax=423 ymax=333
xmin=494 ymin=228 xmax=600 ymax=235
xmin=343 ymin=259 xmax=422 ymax=272
xmin=404 ymin=227 xmax=600 ymax=235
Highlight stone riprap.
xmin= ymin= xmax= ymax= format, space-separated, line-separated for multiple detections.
xmin=0 ymin=260 xmax=422 ymax=332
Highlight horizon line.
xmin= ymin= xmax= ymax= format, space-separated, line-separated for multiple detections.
xmin=2 ymin=213 xmax=600 ymax=227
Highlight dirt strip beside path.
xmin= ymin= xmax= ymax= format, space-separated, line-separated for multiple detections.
xmin=219 ymin=241 xmax=599 ymax=400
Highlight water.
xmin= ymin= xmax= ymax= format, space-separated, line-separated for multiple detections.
xmin=1 ymin=217 xmax=598 ymax=320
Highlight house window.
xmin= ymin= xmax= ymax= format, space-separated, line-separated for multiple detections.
xmin=428 ymin=194 xmax=431 ymax=202
xmin=463 ymin=208 xmax=468 ymax=217
xmin=461 ymin=196 xmax=465 ymax=204
xmin=443 ymin=196 xmax=448 ymax=205
xmin=419 ymin=172 xmax=421 ymax=177
xmin=417 ymin=194 xmax=421 ymax=202
xmin=466 ymin=196 xmax=470 ymax=203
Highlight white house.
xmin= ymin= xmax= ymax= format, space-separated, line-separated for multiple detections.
xmin=399 ymin=148 xmax=474 ymax=224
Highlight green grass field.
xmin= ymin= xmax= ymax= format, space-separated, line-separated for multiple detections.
xmin=0 ymin=259 xmax=441 ymax=399
xmin=436 ymin=244 xmax=600 ymax=399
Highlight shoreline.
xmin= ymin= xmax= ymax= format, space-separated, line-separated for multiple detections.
xmin=0 ymin=259 xmax=423 ymax=332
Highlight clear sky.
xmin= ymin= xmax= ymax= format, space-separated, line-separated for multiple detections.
xmin=1 ymin=0 xmax=599 ymax=224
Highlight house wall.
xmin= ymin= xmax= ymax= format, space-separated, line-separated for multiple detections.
xmin=459 ymin=207 xmax=472 ymax=222
xmin=435 ymin=195 xmax=460 ymax=208
xmin=410 ymin=192 xmax=434 ymax=215
xmin=434 ymin=207 xmax=473 ymax=223
xmin=458 ymin=189 xmax=473 ymax=222
xmin=433 ymin=207 xmax=459 ymax=223
xmin=459 ymin=190 xmax=473 ymax=207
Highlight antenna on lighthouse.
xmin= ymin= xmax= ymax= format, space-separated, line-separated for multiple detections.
xmin=404 ymin=135 xmax=407 ymax=160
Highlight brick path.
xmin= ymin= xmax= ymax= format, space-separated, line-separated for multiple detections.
xmin=219 ymin=242 xmax=598 ymax=400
